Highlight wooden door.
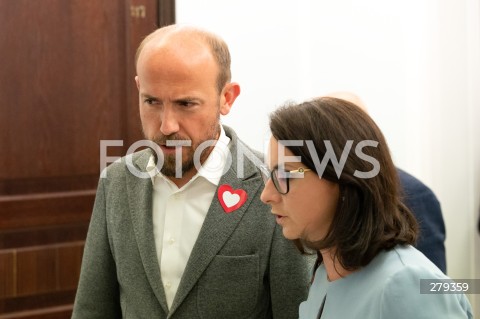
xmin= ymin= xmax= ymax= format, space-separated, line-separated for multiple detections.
xmin=0 ymin=1 xmax=174 ymax=318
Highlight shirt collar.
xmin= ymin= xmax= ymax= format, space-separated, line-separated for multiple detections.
xmin=145 ymin=125 xmax=231 ymax=187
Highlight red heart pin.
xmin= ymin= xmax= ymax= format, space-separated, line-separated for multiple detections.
xmin=217 ymin=184 xmax=248 ymax=213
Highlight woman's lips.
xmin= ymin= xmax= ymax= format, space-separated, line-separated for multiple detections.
xmin=273 ymin=214 xmax=286 ymax=224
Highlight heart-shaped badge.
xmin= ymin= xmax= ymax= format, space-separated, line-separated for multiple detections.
xmin=217 ymin=184 xmax=248 ymax=213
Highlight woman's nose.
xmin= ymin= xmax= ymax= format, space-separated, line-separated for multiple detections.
xmin=260 ymin=178 xmax=280 ymax=204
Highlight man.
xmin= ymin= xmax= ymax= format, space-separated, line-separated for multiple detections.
xmin=326 ymin=91 xmax=447 ymax=272
xmin=397 ymin=168 xmax=446 ymax=272
xmin=72 ymin=25 xmax=309 ymax=318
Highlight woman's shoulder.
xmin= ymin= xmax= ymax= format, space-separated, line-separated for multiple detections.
xmin=388 ymin=245 xmax=443 ymax=275
xmin=379 ymin=245 xmax=446 ymax=291
xmin=377 ymin=246 xmax=472 ymax=318
xmin=354 ymin=245 xmax=443 ymax=284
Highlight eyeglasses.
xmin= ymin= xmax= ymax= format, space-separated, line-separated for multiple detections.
xmin=260 ymin=166 xmax=312 ymax=194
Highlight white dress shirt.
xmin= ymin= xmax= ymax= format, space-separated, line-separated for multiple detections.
xmin=145 ymin=126 xmax=231 ymax=309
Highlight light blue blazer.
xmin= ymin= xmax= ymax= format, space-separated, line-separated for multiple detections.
xmin=300 ymin=245 xmax=472 ymax=319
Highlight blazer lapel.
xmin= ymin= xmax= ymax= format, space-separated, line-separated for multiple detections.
xmin=127 ymin=150 xmax=169 ymax=314
xmin=168 ymin=127 xmax=264 ymax=315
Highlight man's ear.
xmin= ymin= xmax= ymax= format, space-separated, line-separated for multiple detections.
xmin=135 ymin=76 xmax=140 ymax=90
xmin=219 ymin=82 xmax=241 ymax=116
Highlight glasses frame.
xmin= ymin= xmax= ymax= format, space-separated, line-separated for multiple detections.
xmin=260 ymin=166 xmax=312 ymax=194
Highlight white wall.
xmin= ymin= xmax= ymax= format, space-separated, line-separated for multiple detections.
xmin=177 ymin=0 xmax=480 ymax=314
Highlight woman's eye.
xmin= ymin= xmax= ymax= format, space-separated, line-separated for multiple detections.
xmin=276 ymin=170 xmax=289 ymax=180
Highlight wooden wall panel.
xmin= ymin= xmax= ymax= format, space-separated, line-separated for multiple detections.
xmin=0 ymin=252 xmax=15 ymax=299
xmin=16 ymin=249 xmax=57 ymax=297
xmin=0 ymin=244 xmax=83 ymax=316
xmin=0 ymin=0 xmax=127 ymax=184
xmin=0 ymin=191 xmax=94 ymax=230
xmin=0 ymin=224 xmax=89 ymax=250
xmin=0 ymin=292 xmax=76 ymax=316
xmin=57 ymin=244 xmax=83 ymax=291
xmin=0 ymin=305 xmax=73 ymax=319
xmin=159 ymin=0 xmax=176 ymax=27
xmin=0 ymin=0 xmax=174 ymax=317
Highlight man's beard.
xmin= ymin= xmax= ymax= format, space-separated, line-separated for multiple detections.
xmin=147 ymin=118 xmax=220 ymax=178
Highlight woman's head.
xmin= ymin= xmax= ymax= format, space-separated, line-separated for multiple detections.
xmin=260 ymin=97 xmax=418 ymax=270
xmin=260 ymin=137 xmax=341 ymax=242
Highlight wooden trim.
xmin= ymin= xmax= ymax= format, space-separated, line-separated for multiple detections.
xmin=0 ymin=224 xmax=88 ymax=250
xmin=0 ymin=176 xmax=98 ymax=196
xmin=0 ymin=190 xmax=95 ymax=230
xmin=0 ymin=290 xmax=76 ymax=315
xmin=158 ymin=0 xmax=175 ymax=27
xmin=0 ymin=304 xmax=72 ymax=319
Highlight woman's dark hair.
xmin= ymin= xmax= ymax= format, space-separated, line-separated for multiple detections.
xmin=269 ymin=97 xmax=418 ymax=270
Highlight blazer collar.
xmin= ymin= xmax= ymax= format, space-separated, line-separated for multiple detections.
xmin=168 ymin=126 xmax=264 ymax=316
xmin=127 ymin=149 xmax=170 ymax=314
xmin=127 ymin=128 xmax=265 ymax=317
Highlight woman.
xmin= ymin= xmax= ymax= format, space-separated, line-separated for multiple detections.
xmin=260 ymin=97 xmax=472 ymax=318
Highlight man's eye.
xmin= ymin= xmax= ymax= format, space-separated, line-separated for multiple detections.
xmin=177 ymin=100 xmax=197 ymax=108
xmin=144 ymin=98 xmax=156 ymax=105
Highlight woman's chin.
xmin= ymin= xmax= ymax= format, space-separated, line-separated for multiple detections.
xmin=282 ymin=228 xmax=301 ymax=240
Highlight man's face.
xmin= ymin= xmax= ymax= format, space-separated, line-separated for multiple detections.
xmin=136 ymin=41 xmax=231 ymax=178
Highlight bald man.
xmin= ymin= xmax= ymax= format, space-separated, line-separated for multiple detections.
xmin=72 ymin=25 xmax=309 ymax=318
xmin=326 ymin=91 xmax=447 ymax=272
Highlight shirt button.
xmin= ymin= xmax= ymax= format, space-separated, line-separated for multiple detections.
xmin=168 ymin=238 xmax=175 ymax=245
xmin=165 ymin=282 xmax=172 ymax=289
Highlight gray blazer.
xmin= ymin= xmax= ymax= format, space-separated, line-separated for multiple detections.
xmin=72 ymin=126 xmax=310 ymax=319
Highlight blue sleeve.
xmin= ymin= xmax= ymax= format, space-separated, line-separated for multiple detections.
xmin=398 ymin=169 xmax=447 ymax=272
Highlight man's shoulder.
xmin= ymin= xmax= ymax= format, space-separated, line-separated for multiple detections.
xmin=102 ymin=149 xmax=151 ymax=178
xmin=397 ymin=168 xmax=437 ymax=199
xmin=223 ymin=125 xmax=264 ymax=168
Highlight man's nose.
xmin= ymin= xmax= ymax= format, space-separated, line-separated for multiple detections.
xmin=159 ymin=106 xmax=180 ymax=136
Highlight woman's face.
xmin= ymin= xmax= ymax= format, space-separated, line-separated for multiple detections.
xmin=260 ymin=137 xmax=340 ymax=241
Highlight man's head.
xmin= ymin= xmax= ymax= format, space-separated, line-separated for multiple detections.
xmin=135 ymin=25 xmax=240 ymax=181
xmin=136 ymin=25 xmax=232 ymax=93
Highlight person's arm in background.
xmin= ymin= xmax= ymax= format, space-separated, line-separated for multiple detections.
xmin=398 ymin=168 xmax=447 ymax=273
